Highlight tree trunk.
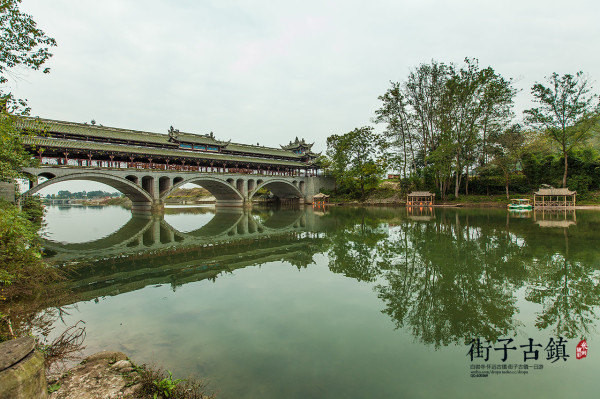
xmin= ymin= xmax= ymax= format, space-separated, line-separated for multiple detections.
xmin=562 ymin=151 xmax=568 ymax=188
xmin=505 ymin=173 xmax=509 ymax=199
xmin=465 ymin=165 xmax=469 ymax=195
xmin=454 ymin=171 xmax=460 ymax=197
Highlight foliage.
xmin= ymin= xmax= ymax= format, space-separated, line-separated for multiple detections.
xmin=0 ymin=200 xmax=61 ymax=340
xmin=487 ymin=124 xmax=526 ymax=198
xmin=373 ymin=58 xmax=516 ymax=198
xmin=524 ymin=72 xmax=599 ymax=187
xmin=326 ymin=126 xmax=386 ymax=199
xmin=0 ymin=0 xmax=56 ymax=180
xmin=0 ymin=111 xmax=37 ymax=181
xmin=0 ymin=200 xmax=44 ymax=286
xmin=0 ymin=1 xmax=60 ymax=326
xmin=0 ymin=0 xmax=56 ymax=85
xmin=47 ymin=190 xmax=122 ymax=199
xmin=136 ymin=365 xmax=215 ymax=399
xmin=21 ymin=194 xmax=44 ymax=225
xmin=153 ymin=370 xmax=183 ymax=399
xmin=47 ymin=383 xmax=61 ymax=394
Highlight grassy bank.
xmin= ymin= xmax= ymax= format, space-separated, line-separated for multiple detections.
xmin=165 ymin=187 xmax=214 ymax=204
xmin=323 ymin=180 xmax=600 ymax=207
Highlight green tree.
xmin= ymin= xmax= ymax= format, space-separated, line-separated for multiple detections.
xmin=0 ymin=0 xmax=56 ymax=181
xmin=440 ymin=59 xmax=515 ymax=197
xmin=524 ymin=72 xmax=598 ymax=188
xmin=326 ymin=126 xmax=386 ymax=199
xmin=489 ymin=124 xmax=526 ymax=199
xmin=375 ymin=59 xmax=515 ymax=199
xmin=373 ymin=81 xmax=415 ymax=177
xmin=0 ymin=0 xmax=56 ymax=86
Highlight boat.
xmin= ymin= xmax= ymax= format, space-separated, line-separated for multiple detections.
xmin=508 ymin=198 xmax=533 ymax=210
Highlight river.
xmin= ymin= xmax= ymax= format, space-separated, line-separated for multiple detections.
xmin=38 ymin=205 xmax=599 ymax=398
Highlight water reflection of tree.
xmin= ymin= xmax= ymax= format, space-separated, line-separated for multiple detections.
xmin=375 ymin=214 xmax=526 ymax=347
xmin=525 ymin=227 xmax=600 ymax=339
xmin=324 ymin=208 xmax=600 ymax=347
xmin=326 ymin=208 xmax=389 ymax=283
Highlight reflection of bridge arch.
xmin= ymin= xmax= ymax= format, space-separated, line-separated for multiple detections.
xmin=161 ymin=176 xmax=244 ymax=206
xmin=250 ymin=178 xmax=303 ymax=201
xmin=42 ymin=209 xmax=308 ymax=262
xmin=23 ymin=171 xmax=153 ymax=209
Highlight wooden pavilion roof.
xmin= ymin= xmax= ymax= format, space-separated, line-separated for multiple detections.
xmin=407 ymin=191 xmax=435 ymax=197
xmin=534 ymin=188 xmax=576 ymax=196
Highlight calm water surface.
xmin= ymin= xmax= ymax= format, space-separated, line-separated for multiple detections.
xmin=40 ymin=205 xmax=599 ymax=399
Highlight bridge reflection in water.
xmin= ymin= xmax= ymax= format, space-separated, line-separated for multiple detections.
xmin=41 ymin=206 xmax=600 ymax=354
xmin=44 ymin=208 xmax=327 ymax=304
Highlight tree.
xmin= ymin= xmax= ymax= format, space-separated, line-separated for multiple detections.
xmin=524 ymin=72 xmax=598 ymax=188
xmin=326 ymin=127 xmax=386 ymax=199
xmin=0 ymin=0 xmax=56 ymax=86
xmin=375 ymin=59 xmax=515 ymax=199
xmin=439 ymin=59 xmax=516 ymax=197
xmin=373 ymin=81 xmax=415 ymax=177
xmin=489 ymin=124 xmax=526 ymax=199
xmin=0 ymin=0 xmax=56 ymax=181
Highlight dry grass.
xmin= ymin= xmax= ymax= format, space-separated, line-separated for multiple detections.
xmin=39 ymin=320 xmax=86 ymax=369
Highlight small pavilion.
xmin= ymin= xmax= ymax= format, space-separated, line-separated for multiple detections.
xmin=312 ymin=193 xmax=330 ymax=205
xmin=533 ymin=187 xmax=576 ymax=208
xmin=407 ymin=191 xmax=435 ymax=207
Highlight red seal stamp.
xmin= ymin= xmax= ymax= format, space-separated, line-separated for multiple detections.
xmin=576 ymin=340 xmax=587 ymax=360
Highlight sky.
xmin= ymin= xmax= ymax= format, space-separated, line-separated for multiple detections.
xmin=10 ymin=0 xmax=600 ymax=194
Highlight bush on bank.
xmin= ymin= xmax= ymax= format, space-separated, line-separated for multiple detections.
xmin=0 ymin=198 xmax=61 ymax=341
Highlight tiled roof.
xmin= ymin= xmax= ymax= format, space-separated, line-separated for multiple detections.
xmin=18 ymin=116 xmax=305 ymax=159
xmin=18 ymin=117 xmax=178 ymax=146
xmin=170 ymin=130 xmax=225 ymax=146
xmin=226 ymin=143 xmax=303 ymax=158
xmin=534 ymin=188 xmax=576 ymax=195
xmin=281 ymin=137 xmax=314 ymax=150
xmin=22 ymin=136 xmax=309 ymax=167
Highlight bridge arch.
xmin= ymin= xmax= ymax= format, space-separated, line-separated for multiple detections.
xmin=23 ymin=172 xmax=153 ymax=206
xmin=38 ymin=172 xmax=56 ymax=180
xmin=250 ymin=179 xmax=303 ymax=201
xmin=161 ymin=176 xmax=244 ymax=206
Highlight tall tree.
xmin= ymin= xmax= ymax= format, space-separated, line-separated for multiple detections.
xmin=489 ymin=124 xmax=526 ymax=199
xmin=326 ymin=127 xmax=386 ymax=199
xmin=404 ymin=61 xmax=449 ymax=167
xmin=0 ymin=0 xmax=56 ymax=84
xmin=373 ymin=82 xmax=414 ymax=177
xmin=376 ymin=59 xmax=515 ymax=199
xmin=0 ymin=0 xmax=56 ymax=181
xmin=524 ymin=72 xmax=598 ymax=187
xmin=440 ymin=59 xmax=516 ymax=197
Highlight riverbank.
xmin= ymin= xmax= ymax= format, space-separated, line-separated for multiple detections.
xmin=324 ymin=183 xmax=600 ymax=208
xmin=46 ymin=351 xmax=214 ymax=399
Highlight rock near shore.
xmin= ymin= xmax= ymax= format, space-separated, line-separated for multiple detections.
xmin=49 ymin=351 xmax=142 ymax=399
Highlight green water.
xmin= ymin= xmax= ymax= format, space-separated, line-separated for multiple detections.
xmin=41 ymin=205 xmax=599 ymax=398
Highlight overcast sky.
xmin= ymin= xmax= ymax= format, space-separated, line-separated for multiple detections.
xmin=12 ymin=0 xmax=600 ymax=194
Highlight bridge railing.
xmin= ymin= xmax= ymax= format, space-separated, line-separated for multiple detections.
xmin=35 ymin=157 xmax=318 ymax=177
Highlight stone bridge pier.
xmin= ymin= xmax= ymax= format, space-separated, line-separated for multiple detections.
xmin=22 ymin=167 xmax=335 ymax=212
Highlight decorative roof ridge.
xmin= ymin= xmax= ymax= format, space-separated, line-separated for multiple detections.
xmin=21 ymin=116 xmax=170 ymax=139
xmin=173 ymin=129 xmax=224 ymax=140
xmin=227 ymin=141 xmax=287 ymax=151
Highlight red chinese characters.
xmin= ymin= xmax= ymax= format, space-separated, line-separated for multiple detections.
xmin=576 ymin=340 xmax=587 ymax=360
